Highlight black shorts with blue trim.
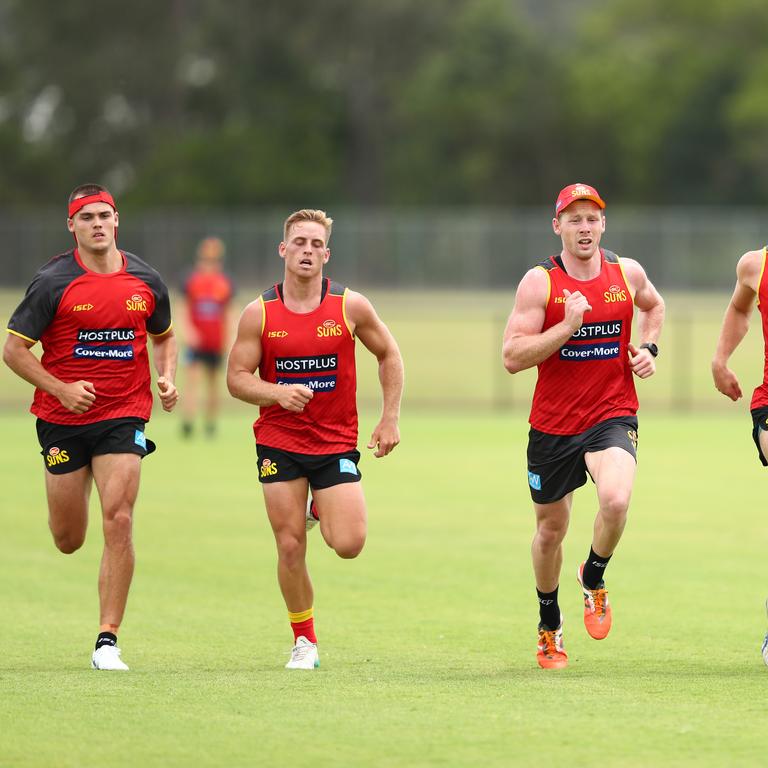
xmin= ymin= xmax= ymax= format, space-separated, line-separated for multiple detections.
xmin=526 ymin=416 xmax=638 ymax=504
xmin=256 ymin=445 xmax=362 ymax=489
xmin=750 ymin=406 xmax=768 ymax=466
xmin=36 ymin=417 xmax=156 ymax=475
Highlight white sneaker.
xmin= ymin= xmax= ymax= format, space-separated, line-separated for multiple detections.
xmin=285 ymin=636 xmax=319 ymax=669
xmin=763 ymin=599 xmax=768 ymax=667
xmin=306 ymin=498 xmax=319 ymax=531
xmin=91 ymin=644 xmax=129 ymax=671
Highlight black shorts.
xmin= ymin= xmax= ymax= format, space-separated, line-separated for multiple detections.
xmin=186 ymin=348 xmax=223 ymax=369
xmin=36 ymin=417 xmax=156 ymax=475
xmin=256 ymin=445 xmax=362 ymax=490
xmin=526 ymin=416 xmax=638 ymax=504
xmin=750 ymin=407 xmax=768 ymax=466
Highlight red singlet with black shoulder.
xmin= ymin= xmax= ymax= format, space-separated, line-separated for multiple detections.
xmin=6 ymin=249 xmax=172 ymax=425
xmin=254 ymin=278 xmax=358 ymax=454
xmin=528 ymin=249 xmax=638 ymax=435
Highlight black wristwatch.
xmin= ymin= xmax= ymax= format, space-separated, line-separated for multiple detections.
xmin=640 ymin=342 xmax=659 ymax=357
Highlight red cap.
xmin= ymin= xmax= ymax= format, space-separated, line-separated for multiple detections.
xmin=554 ymin=183 xmax=605 ymax=215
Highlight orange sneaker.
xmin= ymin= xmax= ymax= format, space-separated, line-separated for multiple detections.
xmin=577 ymin=562 xmax=612 ymax=639
xmin=537 ymin=619 xmax=568 ymax=669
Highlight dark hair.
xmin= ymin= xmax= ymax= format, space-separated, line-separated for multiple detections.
xmin=68 ymin=183 xmax=110 ymax=204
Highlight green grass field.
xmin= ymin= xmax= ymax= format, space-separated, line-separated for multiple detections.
xmin=1 ymin=408 xmax=767 ymax=767
xmin=2 ymin=287 xmax=768 ymax=766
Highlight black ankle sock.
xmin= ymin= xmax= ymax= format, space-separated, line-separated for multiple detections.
xmin=582 ymin=547 xmax=612 ymax=589
xmin=536 ymin=586 xmax=560 ymax=630
xmin=95 ymin=632 xmax=117 ymax=651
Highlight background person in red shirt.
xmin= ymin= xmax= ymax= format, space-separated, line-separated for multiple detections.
xmin=181 ymin=237 xmax=234 ymax=438
xmin=3 ymin=183 xmax=178 ymax=671
xmin=227 ymin=209 xmax=404 ymax=670
xmin=502 ymin=184 xmax=665 ymax=670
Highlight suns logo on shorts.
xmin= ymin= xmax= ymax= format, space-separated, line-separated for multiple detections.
xmin=317 ymin=319 xmax=343 ymax=338
xmin=604 ymin=284 xmax=628 ymax=303
xmin=627 ymin=429 xmax=638 ymax=449
xmin=126 ymin=293 xmax=148 ymax=312
xmin=46 ymin=446 xmax=70 ymax=467
xmin=260 ymin=458 xmax=278 ymax=478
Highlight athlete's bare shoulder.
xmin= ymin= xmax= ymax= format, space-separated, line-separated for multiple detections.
xmin=735 ymin=248 xmax=765 ymax=292
xmin=513 ymin=265 xmax=551 ymax=309
xmin=343 ymin=289 xmax=376 ymax=326
xmin=238 ymin=296 xmax=264 ymax=334
xmin=617 ymin=257 xmax=646 ymax=286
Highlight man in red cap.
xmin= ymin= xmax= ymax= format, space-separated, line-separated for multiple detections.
xmin=502 ymin=183 xmax=665 ymax=669
xmin=3 ymin=183 xmax=178 ymax=671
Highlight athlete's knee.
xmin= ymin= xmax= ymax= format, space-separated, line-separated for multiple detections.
xmin=333 ymin=533 xmax=366 ymax=559
xmin=599 ymin=493 xmax=631 ymax=524
xmin=276 ymin=533 xmax=306 ymax=569
xmin=536 ymin=515 xmax=568 ymax=546
xmin=102 ymin=506 xmax=134 ymax=546
xmin=52 ymin=529 xmax=86 ymax=554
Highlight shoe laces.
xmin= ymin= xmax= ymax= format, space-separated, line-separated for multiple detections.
xmin=586 ymin=585 xmax=607 ymax=616
xmin=538 ymin=627 xmax=559 ymax=655
xmin=291 ymin=642 xmax=315 ymax=662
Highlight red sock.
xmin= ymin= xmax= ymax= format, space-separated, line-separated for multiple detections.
xmin=288 ymin=608 xmax=317 ymax=643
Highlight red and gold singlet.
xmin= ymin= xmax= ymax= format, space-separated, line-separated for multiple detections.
xmin=253 ymin=278 xmax=358 ymax=454
xmin=750 ymin=247 xmax=768 ymax=410
xmin=528 ymin=249 xmax=638 ymax=435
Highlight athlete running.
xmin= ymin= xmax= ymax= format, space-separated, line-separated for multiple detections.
xmin=227 ymin=209 xmax=404 ymax=669
xmin=503 ymin=184 xmax=665 ymax=669
xmin=712 ymin=243 xmax=768 ymax=666
xmin=3 ymin=183 xmax=178 ymax=671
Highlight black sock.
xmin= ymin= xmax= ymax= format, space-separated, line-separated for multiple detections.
xmin=181 ymin=421 xmax=193 ymax=438
xmin=537 ymin=586 xmax=560 ymax=630
xmin=95 ymin=632 xmax=117 ymax=651
xmin=582 ymin=547 xmax=612 ymax=589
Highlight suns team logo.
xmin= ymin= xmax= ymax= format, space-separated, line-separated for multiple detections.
xmin=571 ymin=184 xmax=592 ymax=198
xmin=604 ymin=284 xmax=627 ymax=303
xmin=260 ymin=458 xmax=278 ymax=478
xmin=126 ymin=293 xmax=148 ymax=312
xmin=46 ymin=446 xmax=70 ymax=467
xmin=317 ymin=318 xmax=343 ymax=338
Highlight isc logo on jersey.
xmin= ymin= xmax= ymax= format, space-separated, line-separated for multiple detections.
xmin=260 ymin=458 xmax=278 ymax=478
xmin=46 ymin=446 xmax=70 ymax=467
xmin=267 ymin=330 xmax=288 ymax=338
xmin=604 ymin=284 xmax=627 ymax=303
xmin=317 ymin=319 xmax=343 ymax=338
xmin=126 ymin=293 xmax=148 ymax=312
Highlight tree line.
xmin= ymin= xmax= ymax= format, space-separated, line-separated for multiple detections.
xmin=1 ymin=0 xmax=766 ymax=208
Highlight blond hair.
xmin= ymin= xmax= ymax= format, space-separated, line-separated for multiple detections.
xmin=283 ymin=209 xmax=333 ymax=243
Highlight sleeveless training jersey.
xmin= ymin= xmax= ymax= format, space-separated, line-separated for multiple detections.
xmin=750 ymin=246 xmax=768 ymax=409
xmin=254 ymin=278 xmax=358 ymax=454
xmin=7 ymin=249 xmax=172 ymax=425
xmin=529 ymin=249 xmax=638 ymax=435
